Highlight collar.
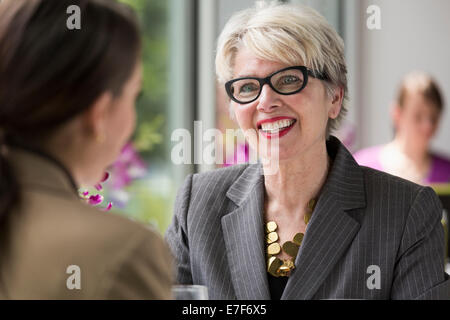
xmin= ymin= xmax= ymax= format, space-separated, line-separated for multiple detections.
xmin=6 ymin=144 xmax=79 ymax=199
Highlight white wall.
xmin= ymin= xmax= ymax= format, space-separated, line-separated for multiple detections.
xmin=357 ymin=0 xmax=450 ymax=156
xmin=217 ymin=0 xmax=258 ymax=32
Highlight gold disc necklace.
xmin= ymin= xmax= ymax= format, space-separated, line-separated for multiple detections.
xmin=265 ymin=198 xmax=317 ymax=277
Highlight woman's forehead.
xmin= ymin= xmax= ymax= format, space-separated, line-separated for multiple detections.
xmin=232 ymin=46 xmax=295 ymax=78
xmin=403 ymin=91 xmax=441 ymax=114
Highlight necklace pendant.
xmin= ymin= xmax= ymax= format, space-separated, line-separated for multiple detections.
xmin=267 ymin=242 xmax=281 ymax=255
xmin=265 ymin=231 xmax=278 ymax=244
xmin=304 ymin=211 xmax=312 ymax=225
xmin=268 ymin=256 xmax=283 ymax=276
xmin=265 ymin=221 xmax=277 ymax=233
xmin=277 ymin=259 xmax=295 ymax=277
xmin=293 ymin=232 xmax=304 ymax=246
xmin=282 ymin=241 xmax=299 ymax=258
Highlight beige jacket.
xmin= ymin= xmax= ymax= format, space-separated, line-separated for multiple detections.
xmin=0 ymin=147 xmax=173 ymax=299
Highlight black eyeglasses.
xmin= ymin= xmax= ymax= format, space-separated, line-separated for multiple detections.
xmin=225 ymin=66 xmax=328 ymax=104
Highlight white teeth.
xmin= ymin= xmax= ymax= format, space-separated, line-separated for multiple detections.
xmin=260 ymin=119 xmax=295 ymax=132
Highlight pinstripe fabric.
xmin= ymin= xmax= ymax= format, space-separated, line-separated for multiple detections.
xmin=165 ymin=136 xmax=450 ymax=300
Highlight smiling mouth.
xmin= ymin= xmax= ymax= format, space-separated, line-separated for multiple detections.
xmin=257 ymin=118 xmax=297 ymax=140
xmin=258 ymin=118 xmax=296 ymax=134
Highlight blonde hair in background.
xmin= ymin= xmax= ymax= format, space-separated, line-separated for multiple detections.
xmin=396 ymin=71 xmax=444 ymax=112
xmin=215 ymin=0 xmax=348 ymax=137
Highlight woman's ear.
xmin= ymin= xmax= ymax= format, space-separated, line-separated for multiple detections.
xmin=328 ymin=86 xmax=344 ymax=119
xmin=82 ymin=91 xmax=113 ymax=142
xmin=390 ymin=101 xmax=401 ymax=130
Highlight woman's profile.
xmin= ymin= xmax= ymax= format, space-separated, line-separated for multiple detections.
xmin=0 ymin=0 xmax=172 ymax=299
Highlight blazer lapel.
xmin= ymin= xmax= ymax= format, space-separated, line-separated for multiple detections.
xmin=221 ymin=164 xmax=271 ymax=299
xmin=281 ymin=136 xmax=366 ymax=299
xmin=280 ymin=192 xmax=361 ymax=299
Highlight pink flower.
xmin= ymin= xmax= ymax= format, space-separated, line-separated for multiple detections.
xmin=101 ymin=172 xmax=110 ymax=182
xmin=93 ymin=171 xmax=110 ymax=191
xmin=102 ymin=202 xmax=113 ymax=211
xmin=88 ymin=194 xmax=104 ymax=205
xmin=94 ymin=171 xmax=110 ymax=191
xmin=79 ymin=143 xmax=146 ymax=211
xmin=108 ymin=143 xmax=147 ymax=190
xmin=78 ymin=171 xmax=113 ymax=211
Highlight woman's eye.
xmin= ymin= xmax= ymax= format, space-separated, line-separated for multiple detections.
xmin=239 ymin=83 xmax=258 ymax=93
xmin=280 ymin=75 xmax=300 ymax=84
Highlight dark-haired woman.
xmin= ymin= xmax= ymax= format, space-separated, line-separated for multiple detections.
xmin=0 ymin=0 xmax=172 ymax=299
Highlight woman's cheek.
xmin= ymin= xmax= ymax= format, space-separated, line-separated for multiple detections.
xmin=128 ymin=104 xmax=137 ymax=138
xmin=245 ymin=105 xmax=258 ymax=130
xmin=233 ymin=106 xmax=249 ymax=130
xmin=233 ymin=106 xmax=259 ymax=151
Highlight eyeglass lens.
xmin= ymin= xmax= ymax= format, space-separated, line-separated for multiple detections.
xmin=229 ymin=68 xmax=305 ymax=103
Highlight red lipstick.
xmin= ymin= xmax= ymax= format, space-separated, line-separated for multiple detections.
xmin=257 ymin=116 xmax=296 ymax=139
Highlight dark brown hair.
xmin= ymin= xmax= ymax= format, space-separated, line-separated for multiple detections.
xmin=0 ymin=0 xmax=141 ymax=222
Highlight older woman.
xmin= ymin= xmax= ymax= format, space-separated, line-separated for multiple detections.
xmin=166 ymin=3 xmax=449 ymax=299
xmin=0 ymin=0 xmax=172 ymax=299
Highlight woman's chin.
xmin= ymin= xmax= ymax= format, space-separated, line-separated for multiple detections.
xmin=256 ymin=134 xmax=301 ymax=160
xmin=258 ymin=144 xmax=299 ymax=163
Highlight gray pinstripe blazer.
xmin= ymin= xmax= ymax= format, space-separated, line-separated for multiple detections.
xmin=165 ymin=136 xmax=450 ymax=299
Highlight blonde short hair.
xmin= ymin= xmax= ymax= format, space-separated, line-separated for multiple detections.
xmin=215 ymin=1 xmax=348 ymax=136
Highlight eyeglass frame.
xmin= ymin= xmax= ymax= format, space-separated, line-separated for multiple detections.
xmin=224 ymin=65 xmax=328 ymax=105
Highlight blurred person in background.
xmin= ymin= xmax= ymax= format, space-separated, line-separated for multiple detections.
xmin=166 ymin=2 xmax=449 ymax=300
xmin=0 ymin=0 xmax=172 ymax=299
xmin=354 ymin=72 xmax=450 ymax=185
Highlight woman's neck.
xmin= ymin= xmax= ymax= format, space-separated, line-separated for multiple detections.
xmin=262 ymin=140 xmax=330 ymax=215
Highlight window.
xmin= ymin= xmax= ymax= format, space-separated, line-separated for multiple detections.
xmin=99 ymin=0 xmax=195 ymax=233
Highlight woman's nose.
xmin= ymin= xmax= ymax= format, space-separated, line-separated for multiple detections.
xmin=256 ymin=84 xmax=280 ymax=112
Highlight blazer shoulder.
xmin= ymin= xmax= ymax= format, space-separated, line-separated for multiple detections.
xmin=358 ymin=165 xmax=441 ymax=221
xmin=359 ymin=165 xmax=424 ymax=195
xmin=21 ymin=189 xmax=167 ymax=261
xmin=5 ymin=190 xmax=170 ymax=299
